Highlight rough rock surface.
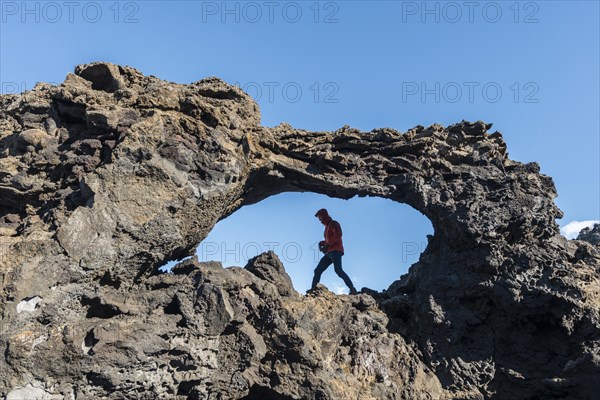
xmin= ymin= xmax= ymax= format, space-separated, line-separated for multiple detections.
xmin=0 ymin=62 xmax=599 ymax=399
xmin=577 ymin=223 xmax=600 ymax=246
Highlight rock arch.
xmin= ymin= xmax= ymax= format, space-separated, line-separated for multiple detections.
xmin=0 ymin=62 xmax=560 ymax=281
xmin=1 ymin=62 xmax=597 ymax=399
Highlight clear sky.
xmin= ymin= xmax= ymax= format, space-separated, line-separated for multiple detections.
xmin=1 ymin=1 xmax=598 ymax=293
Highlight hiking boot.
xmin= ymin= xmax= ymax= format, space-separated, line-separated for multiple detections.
xmin=349 ymin=288 xmax=358 ymax=295
xmin=306 ymin=286 xmax=319 ymax=295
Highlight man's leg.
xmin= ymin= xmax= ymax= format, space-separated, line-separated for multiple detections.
xmin=331 ymin=252 xmax=357 ymax=294
xmin=311 ymin=254 xmax=332 ymax=289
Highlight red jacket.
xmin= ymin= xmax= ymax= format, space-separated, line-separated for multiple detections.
xmin=322 ymin=218 xmax=344 ymax=255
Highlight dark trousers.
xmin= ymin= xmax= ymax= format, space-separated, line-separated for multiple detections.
xmin=311 ymin=251 xmax=355 ymax=291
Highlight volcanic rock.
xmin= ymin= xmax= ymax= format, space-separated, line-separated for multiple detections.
xmin=577 ymin=223 xmax=600 ymax=246
xmin=0 ymin=62 xmax=598 ymax=399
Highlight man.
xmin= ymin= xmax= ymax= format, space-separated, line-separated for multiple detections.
xmin=310 ymin=208 xmax=358 ymax=295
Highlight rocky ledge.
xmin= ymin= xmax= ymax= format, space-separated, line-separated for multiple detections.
xmin=0 ymin=62 xmax=598 ymax=399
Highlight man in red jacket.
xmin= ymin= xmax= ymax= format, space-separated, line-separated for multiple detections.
xmin=310 ymin=208 xmax=358 ymax=295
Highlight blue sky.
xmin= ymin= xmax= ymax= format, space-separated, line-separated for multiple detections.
xmin=1 ymin=1 xmax=598 ymax=292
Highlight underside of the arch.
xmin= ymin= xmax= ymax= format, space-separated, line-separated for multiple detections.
xmin=0 ymin=63 xmax=598 ymax=399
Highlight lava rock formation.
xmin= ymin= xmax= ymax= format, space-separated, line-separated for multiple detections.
xmin=0 ymin=62 xmax=598 ymax=399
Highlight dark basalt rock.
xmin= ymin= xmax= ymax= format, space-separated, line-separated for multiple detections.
xmin=577 ymin=223 xmax=600 ymax=246
xmin=0 ymin=62 xmax=598 ymax=399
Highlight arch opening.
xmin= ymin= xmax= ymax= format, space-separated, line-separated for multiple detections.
xmin=159 ymin=192 xmax=433 ymax=293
